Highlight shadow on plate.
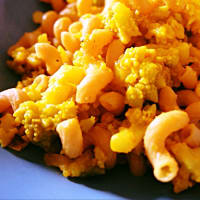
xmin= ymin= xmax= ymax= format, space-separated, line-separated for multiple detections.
xmin=71 ymin=165 xmax=199 ymax=200
xmin=8 ymin=145 xmax=199 ymax=200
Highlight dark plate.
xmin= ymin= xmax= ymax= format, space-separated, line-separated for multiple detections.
xmin=0 ymin=0 xmax=200 ymax=199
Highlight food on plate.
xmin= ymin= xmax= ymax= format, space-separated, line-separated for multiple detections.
xmin=2 ymin=0 xmax=200 ymax=193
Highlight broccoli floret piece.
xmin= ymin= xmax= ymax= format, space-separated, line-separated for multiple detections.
xmin=114 ymin=45 xmax=172 ymax=107
xmin=14 ymin=100 xmax=77 ymax=151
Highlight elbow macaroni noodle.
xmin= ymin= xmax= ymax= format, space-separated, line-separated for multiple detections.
xmin=144 ymin=110 xmax=189 ymax=182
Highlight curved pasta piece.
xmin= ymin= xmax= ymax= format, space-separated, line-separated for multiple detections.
xmin=99 ymin=91 xmax=125 ymax=115
xmin=144 ymin=110 xmax=189 ymax=182
xmin=35 ymin=43 xmax=62 ymax=75
xmin=56 ymin=118 xmax=83 ymax=159
xmin=61 ymin=31 xmax=80 ymax=53
xmin=32 ymin=74 xmax=49 ymax=92
xmin=76 ymin=64 xmax=113 ymax=104
xmin=82 ymin=29 xmax=114 ymax=57
xmin=159 ymin=86 xmax=179 ymax=111
xmin=0 ymin=88 xmax=29 ymax=113
xmin=80 ymin=15 xmax=102 ymax=40
xmin=106 ymin=39 xmax=125 ymax=69
xmin=53 ymin=17 xmax=72 ymax=42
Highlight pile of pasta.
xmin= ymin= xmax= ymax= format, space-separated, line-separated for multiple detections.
xmin=2 ymin=0 xmax=200 ymax=193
